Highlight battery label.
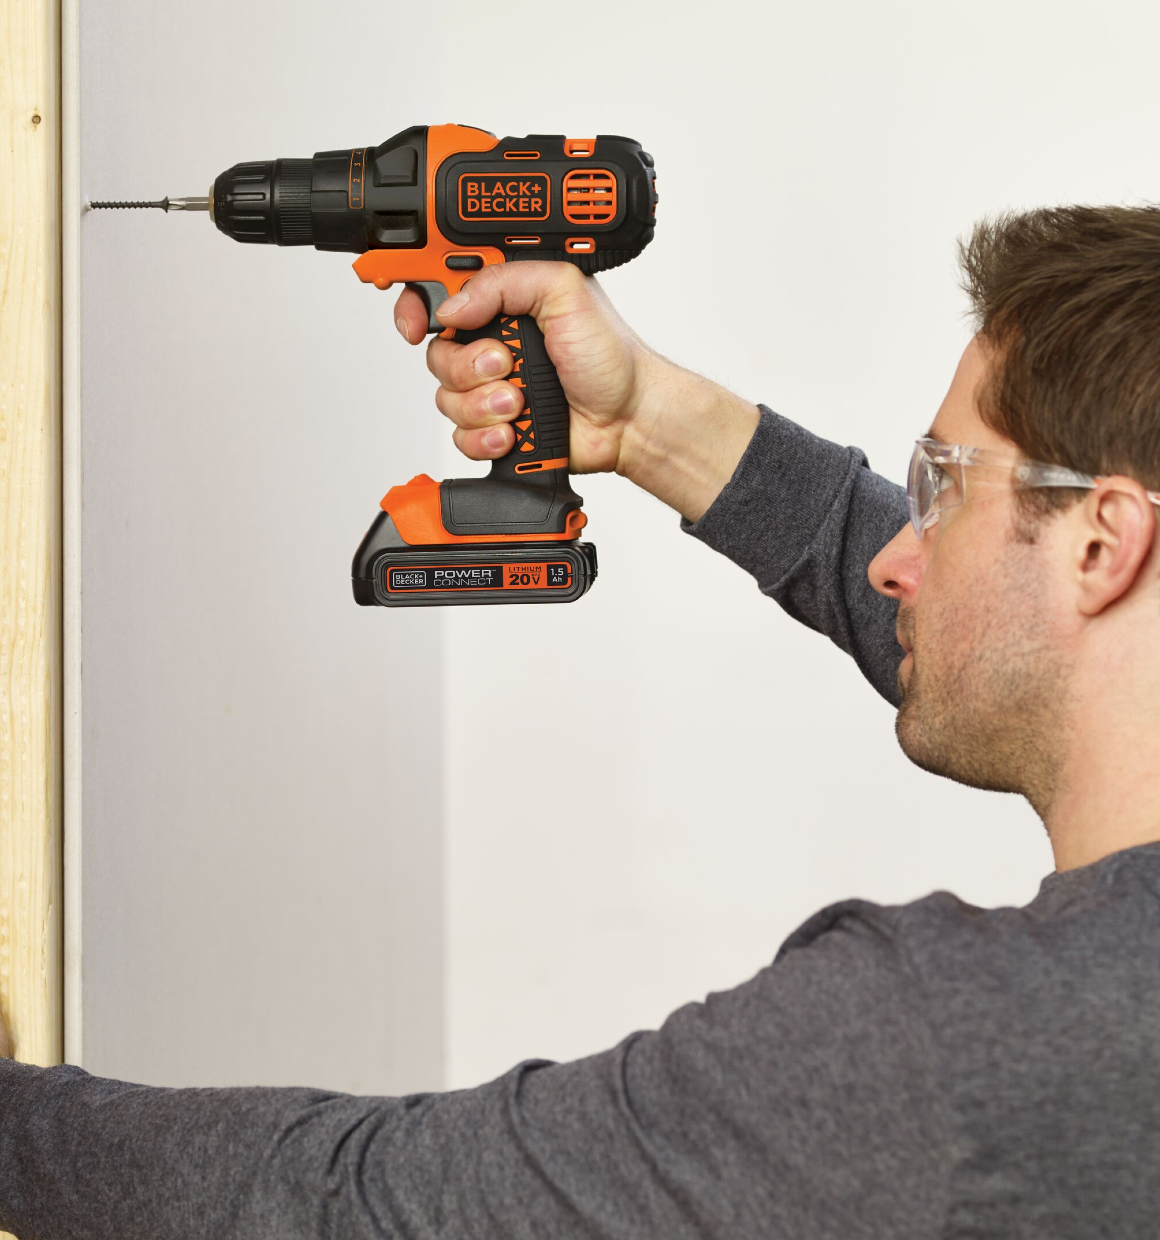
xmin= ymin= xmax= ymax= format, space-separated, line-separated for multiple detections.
xmin=458 ymin=174 xmax=550 ymax=222
xmin=386 ymin=562 xmax=572 ymax=592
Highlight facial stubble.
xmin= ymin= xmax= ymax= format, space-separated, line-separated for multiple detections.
xmin=893 ymin=531 xmax=1070 ymax=820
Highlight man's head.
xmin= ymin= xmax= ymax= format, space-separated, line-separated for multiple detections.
xmin=869 ymin=207 xmax=1160 ymax=821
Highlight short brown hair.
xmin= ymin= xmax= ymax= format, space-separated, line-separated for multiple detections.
xmin=958 ymin=206 xmax=1160 ymax=516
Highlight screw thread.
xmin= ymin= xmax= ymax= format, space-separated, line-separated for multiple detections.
xmin=89 ymin=199 xmax=168 ymax=210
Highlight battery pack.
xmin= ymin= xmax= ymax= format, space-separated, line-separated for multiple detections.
xmin=353 ymin=538 xmax=597 ymax=607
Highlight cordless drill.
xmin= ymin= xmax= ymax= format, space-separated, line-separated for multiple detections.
xmin=92 ymin=124 xmax=658 ymax=606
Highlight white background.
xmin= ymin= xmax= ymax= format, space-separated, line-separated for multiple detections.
xmin=75 ymin=0 xmax=1158 ymax=1093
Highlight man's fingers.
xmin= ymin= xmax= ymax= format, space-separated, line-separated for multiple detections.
xmin=393 ymin=286 xmax=432 ymax=345
xmin=400 ymin=263 xmax=582 ymax=465
xmin=435 ymin=379 xmax=524 ymax=430
xmin=452 ymin=423 xmax=515 ymax=460
xmin=426 ymin=336 xmax=513 ymax=391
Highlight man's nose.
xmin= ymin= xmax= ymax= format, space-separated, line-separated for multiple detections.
xmin=868 ymin=522 xmax=924 ymax=602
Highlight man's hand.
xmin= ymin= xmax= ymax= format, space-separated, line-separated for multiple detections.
xmin=393 ymin=262 xmax=760 ymax=523
xmin=393 ymin=261 xmax=653 ymax=475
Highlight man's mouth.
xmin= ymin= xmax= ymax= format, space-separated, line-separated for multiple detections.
xmin=896 ymin=608 xmax=916 ymax=661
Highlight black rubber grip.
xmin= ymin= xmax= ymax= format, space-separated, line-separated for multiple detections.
xmin=454 ymin=313 xmax=570 ymax=482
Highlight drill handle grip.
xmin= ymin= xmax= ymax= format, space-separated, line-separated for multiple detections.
xmin=453 ymin=314 xmax=571 ymax=483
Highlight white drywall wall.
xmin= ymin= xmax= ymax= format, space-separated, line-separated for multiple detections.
xmin=77 ymin=6 xmax=449 ymax=1091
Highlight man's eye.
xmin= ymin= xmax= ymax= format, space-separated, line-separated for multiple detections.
xmin=935 ymin=464 xmax=960 ymax=499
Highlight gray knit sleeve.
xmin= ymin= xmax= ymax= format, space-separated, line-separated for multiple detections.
xmin=0 ymin=899 xmax=948 ymax=1240
xmin=682 ymin=405 xmax=907 ymax=705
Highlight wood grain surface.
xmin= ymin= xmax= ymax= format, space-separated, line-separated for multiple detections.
xmin=0 ymin=0 xmax=64 ymax=1124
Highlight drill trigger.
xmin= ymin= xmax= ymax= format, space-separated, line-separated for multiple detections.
xmin=408 ymin=281 xmax=450 ymax=334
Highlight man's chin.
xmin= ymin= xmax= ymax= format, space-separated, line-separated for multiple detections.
xmin=895 ymin=682 xmax=1026 ymax=796
xmin=895 ymin=700 xmax=964 ymax=784
xmin=894 ymin=666 xmax=964 ymax=781
xmin=894 ymin=691 xmax=927 ymax=766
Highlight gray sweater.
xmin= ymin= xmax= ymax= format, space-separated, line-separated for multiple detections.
xmin=4 ymin=407 xmax=1160 ymax=1239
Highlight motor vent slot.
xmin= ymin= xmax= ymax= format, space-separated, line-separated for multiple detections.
xmin=562 ymin=169 xmax=617 ymax=225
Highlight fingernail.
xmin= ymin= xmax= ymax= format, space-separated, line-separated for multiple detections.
xmin=474 ymin=350 xmax=506 ymax=378
xmin=484 ymin=428 xmax=508 ymax=451
xmin=395 ymin=317 xmax=411 ymax=343
xmin=488 ymin=387 xmax=517 ymax=414
xmin=439 ymin=291 xmax=470 ymax=317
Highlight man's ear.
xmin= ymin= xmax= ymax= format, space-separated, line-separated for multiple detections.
xmin=1073 ymin=477 xmax=1156 ymax=617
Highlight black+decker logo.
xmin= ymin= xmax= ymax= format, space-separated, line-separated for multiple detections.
xmin=458 ymin=174 xmax=550 ymax=221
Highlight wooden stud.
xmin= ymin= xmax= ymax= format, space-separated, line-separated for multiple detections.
xmin=0 ymin=0 xmax=64 ymax=1119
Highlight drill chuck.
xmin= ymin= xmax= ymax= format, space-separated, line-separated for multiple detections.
xmin=212 ymin=126 xmax=429 ymax=253
xmin=212 ymin=158 xmax=316 ymax=245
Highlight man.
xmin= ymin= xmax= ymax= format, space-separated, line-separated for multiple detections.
xmin=4 ymin=205 xmax=1160 ymax=1238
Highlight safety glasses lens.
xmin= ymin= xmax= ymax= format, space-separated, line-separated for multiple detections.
xmin=908 ymin=443 xmax=934 ymax=535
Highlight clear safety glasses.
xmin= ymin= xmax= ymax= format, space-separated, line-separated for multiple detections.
xmin=907 ymin=438 xmax=1160 ymax=538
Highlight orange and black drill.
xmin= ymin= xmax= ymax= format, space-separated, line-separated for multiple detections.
xmin=92 ymin=124 xmax=658 ymax=606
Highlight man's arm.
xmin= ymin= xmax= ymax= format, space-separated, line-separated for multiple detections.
xmin=0 ymin=900 xmax=948 ymax=1240
xmin=615 ymin=358 xmax=906 ymax=704
xmin=644 ymin=384 xmax=907 ymax=706
xmin=398 ymin=267 xmax=908 ymax=707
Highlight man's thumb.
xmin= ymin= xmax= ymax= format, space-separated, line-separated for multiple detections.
xmin=435 ymin=260 xmax=583 ymax=331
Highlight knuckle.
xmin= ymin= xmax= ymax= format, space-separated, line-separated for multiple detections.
xmin=425 ymin=339 xmax=446 ymax=378
xmin=475 ymin=263 xmax=504 ymax=292
xmin=454 ymin=347 xmax=486 ymax=389
xmin=452 ymin=426 xmax=485 ymax=461
xmin=434 ymin=386 xmax=464 ymax=424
